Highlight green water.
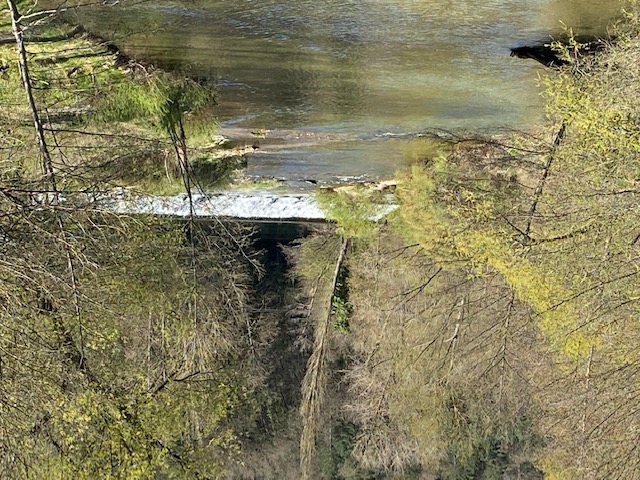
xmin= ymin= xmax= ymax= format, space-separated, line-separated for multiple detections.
xmin=73 ymin=0 xmax=620 ymax=184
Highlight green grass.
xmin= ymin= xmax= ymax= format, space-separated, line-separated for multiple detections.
xmin=315 ymin=185 xmax=392 ymax=240
xmin=0 ymin=14 xmax=224 ymax=195
xmin=230 ymin=177 xmax=283 ymax=190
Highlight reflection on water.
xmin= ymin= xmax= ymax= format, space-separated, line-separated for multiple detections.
xmin=73 ymin=0 xmax=620 ymax=181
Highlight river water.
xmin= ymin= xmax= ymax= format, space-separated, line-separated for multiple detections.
xmin=74 ymin=0 xmax=620 ymax=185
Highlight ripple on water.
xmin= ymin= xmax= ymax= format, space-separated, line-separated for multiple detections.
xmin=76 ymin=0 xmax=621 ymax=179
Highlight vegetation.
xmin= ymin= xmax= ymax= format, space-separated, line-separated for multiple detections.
xmin=0 ymin=1 xmax=311 ymax=478
xmin=0 ymin=213 xmax=264 ymax=478
xmin=4 ymin=0 xmax=640 ymax=478
xmin=298 ymin=2 xmax=640 ymax=479
xmin=315 ymin=185 xmax=391 ymax=241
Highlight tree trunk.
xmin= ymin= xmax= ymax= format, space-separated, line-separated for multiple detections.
xmin=6 ymin=0 xmax=55 ymax=185
xmin=300 ymin=237 xmax=350 ymax=480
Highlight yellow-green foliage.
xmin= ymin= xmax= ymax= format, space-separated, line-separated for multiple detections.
xmin=543 ymin=11 xmax=640 ymax=184
xmin=394 ymin=160 xmax=461 ymax=260
xmin=395 ymin=147 xmax=521 ymax=255
xmin=461 ymin=231 xmax=594 ymax=357
xmin=395 ymin=152 xmax=598 ymax=358
xmin=0 ymin=213 xmax=257 ymax=478
xmin=315 ymin=185 xmax=390 ymax=240
xmin=0 ymin=14 xmax=220 ymax=193
xmin=390 ymin=5 xmax=640 ymax=478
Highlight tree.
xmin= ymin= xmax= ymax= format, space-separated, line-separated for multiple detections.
xmin=380 ymin=4 xmax=640 ymax=477
xmin=341 ymin=230 xmax=544 ymax=478
xmin=0 ymin=3 xmax=270 ymax=477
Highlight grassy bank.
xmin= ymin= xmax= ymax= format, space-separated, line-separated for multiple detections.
xmin=0 ymin=10 xmax=244 ymax=194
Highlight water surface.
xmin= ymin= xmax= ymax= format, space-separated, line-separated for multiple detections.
xmin=73 ymin=0 xmax=620 ymax=183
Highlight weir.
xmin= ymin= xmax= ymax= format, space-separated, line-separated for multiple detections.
xmin=104 ymin=191 xmax=326 ymax=222
xmin=99 ymin=190 xmax=332 ymax=242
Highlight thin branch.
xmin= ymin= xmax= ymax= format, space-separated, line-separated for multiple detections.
xmin=524 ymin=122 xmax=566 ymax=237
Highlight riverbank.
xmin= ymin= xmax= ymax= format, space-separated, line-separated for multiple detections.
xmin=0 ymin=13 xmax=250 ymax=195
xmin=1 ymin=13 xmax=404 ymax=197
xmin=304 ymin=3 xmax=640 ymax=478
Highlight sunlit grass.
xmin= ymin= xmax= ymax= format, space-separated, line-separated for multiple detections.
xmin=0 ymin=15 xmax=223 ymax=194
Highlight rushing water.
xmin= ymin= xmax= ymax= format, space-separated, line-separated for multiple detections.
xmin=73 ymin=0 xmax=620 ymax=184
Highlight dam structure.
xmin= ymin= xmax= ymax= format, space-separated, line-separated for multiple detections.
xmin=103 ymin=190 xmax=327 ymax=222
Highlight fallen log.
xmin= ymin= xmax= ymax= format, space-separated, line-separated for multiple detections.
xmin=510 ymin=36 xmax=610 ymax=67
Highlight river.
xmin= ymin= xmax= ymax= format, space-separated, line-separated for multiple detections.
xmin=72 ymin=0 xmax=620 ymax=186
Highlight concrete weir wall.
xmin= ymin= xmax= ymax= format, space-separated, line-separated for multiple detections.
xmin=104 ymin=191 xmax=326 ymax=222
xmin=100 ymin=189 xmax=395 ymax=241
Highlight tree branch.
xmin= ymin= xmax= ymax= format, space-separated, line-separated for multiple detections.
xmin=523 ymin=122 xmax=566 ymax=238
